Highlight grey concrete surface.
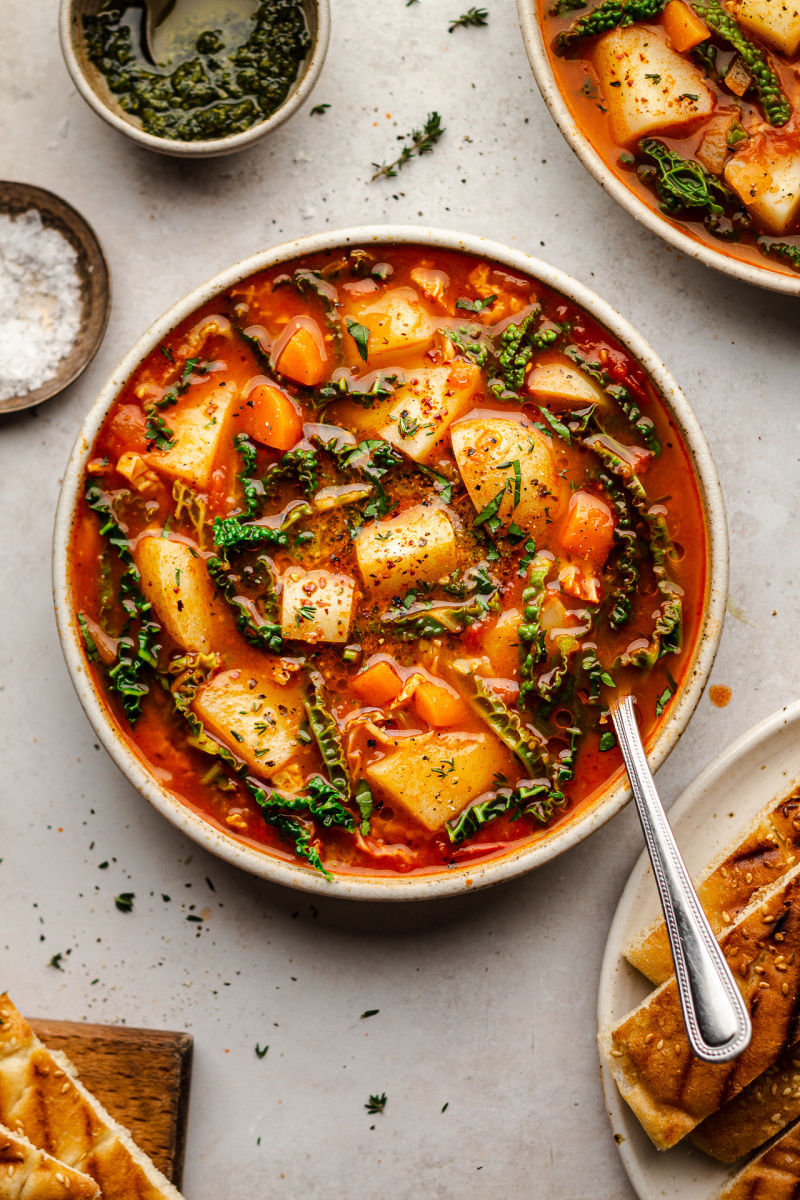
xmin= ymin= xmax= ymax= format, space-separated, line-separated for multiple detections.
xmin=0 ymin=2 xmax=798 ymax=1197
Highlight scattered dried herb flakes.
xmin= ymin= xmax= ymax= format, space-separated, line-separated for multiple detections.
xmin=114 ymin=893 xmax=135 ymax=913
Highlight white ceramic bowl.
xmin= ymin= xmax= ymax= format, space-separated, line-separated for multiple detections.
xmin=516 ymin=0 xmax=800 ymax=297
xmin=52 ymin=225 xmax=729 ymax=900
xmin=60 ymin=0 xmax=330 ymax=159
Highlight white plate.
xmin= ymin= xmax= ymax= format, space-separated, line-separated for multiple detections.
xmin=597 ymin=699 xmax=800 ymax=1200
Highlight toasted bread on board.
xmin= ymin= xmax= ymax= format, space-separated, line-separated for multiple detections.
xmin=712 ymin=1117 xmax=800 ymax=1199
xmin=0 ymin=1123 xmax=100 ymax=1199
xmin=599 ymin=863 xmax=800 ymax=1150
xmin=0 ymin=995 xmax=184 ymax=1200
xmin=624 ymin=786 xmax=800 ymax=985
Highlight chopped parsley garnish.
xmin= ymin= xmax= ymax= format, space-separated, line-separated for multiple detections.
xmin=310 ymin=103 xmax=330 ymax=115
xmin=397 ymin=409 xmax=435 ymax=438
xmin=115 ymin=893 xmax=135 ymax=913
xmin=144 ymin=414 xmax=176 ymax=451
xmin=455 ymin=293 xmax=497 ymax=313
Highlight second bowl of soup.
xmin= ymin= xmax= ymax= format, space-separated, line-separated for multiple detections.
xmin=518 ymin=0 xmax=800 ymax=293
xmin=54 ymin=227 xmax=727 ymax=898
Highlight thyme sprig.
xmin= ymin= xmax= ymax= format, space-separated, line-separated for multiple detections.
xmin=371 ymin=111 xmax=445 ymax=181
xmin=449 ymin=7 xmax=488 ymax=32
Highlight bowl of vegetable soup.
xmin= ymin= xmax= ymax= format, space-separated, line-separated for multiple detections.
xmin=517 ymin=0 xmax=800 ymax=293
xmin=53 ymin=226 xmax=727 ymax=899
xmin=60 ymin=0 xmax=329 ymax=158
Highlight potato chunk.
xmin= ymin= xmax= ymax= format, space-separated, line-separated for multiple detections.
xmin=193 ymin=668 xmax=303 ymax=775
xmin=147 ymin=379 xmax=238 ymax=489
xmin=725 ymin=141 xmax=800 ymax=235
xmin=593 ymin=27 xmax=713 ymax=146
xmin=280 ymin=568 xmax=356 ymax=643
xmin=364 ymin=731 xmax=513 ymax=831
xmin=378 ymin=363 xmax=482 ymax=463
xmin=525 ymin=362 xmax=603 ymax=408
xmin=343 ymin=287 xmax=433 ymax=364
xmin=737 ymin=0 xmax=800 ymax=56
xmin=481 ymin=608 xmax=522 ymax=681
xmin=134 ymin=536 xmax=219 ymax=653
xmin=451 ymin=416 xmax=561 ymax=538
xmin=355 ymin=505 xmax=458 ymax=596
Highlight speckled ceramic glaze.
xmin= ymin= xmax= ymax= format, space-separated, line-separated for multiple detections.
xmin=59 ymin=0 xmax=330 ymax=159
xmin=52 ymin=225 xmax=729 ymax=899
xmin=516 ymin=0 xmax=800 ymax=297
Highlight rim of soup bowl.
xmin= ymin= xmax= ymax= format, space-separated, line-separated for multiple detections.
xmin=52 ymin=225 xmax=728 ymax=900
xmin=59 ymin=0 xmax=330 ymax=159
xmin=515 ymin=0 xmax=800 ymax=298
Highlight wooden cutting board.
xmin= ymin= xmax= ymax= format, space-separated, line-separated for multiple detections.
xmin=29 ymin=1019 xmax=193 ymax=1188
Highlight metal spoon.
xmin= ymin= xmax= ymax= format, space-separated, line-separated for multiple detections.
xmin=141 ymin=0 xmax=175 ymax=66
xmin=142 ymin=0 xmax=259 ymax=67
xmin=610 ymin=696 xmax=752 ymax=1063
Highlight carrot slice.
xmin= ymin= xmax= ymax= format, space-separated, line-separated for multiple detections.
xmin=239 ymin=384 xmax=302 ymax=452
xmin=414 ymin=682 xmax=470 ymax=727
xmin=276 ymin=325 xmax=327 ymax=386
xmin=663 ymin=0 xmax=709 ymax=52
xmin=559 ymin=491 xmax=616 ymax=568
xmin=351 ymin=661 xmax=403 ymax=706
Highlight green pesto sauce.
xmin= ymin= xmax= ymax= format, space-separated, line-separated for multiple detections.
xmin=83 ymin=0 xmax=310 ymax=142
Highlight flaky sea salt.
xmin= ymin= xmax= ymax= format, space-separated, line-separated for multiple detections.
xmin=0 ymin=209 xmax=83 ymax=402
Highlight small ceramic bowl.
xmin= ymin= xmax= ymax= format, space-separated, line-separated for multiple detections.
xmin=59 ymin=0 xmax=330 ymax=159
xmin=0 ymin=181 xmax=110 ymax=415
xmin=53 ymin=225 xmax=728 ymax=900
xmin=516 ymin=0 xmax=800 ymax=297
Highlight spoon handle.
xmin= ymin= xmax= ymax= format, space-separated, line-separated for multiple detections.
xmin=611 ymin=697 xmax=751 ymax=1063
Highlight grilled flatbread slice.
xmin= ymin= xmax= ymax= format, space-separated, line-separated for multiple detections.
xmin=0 ymin=1123 xmax=100 ymax=1199
xmin=712 ymin=1118 xmax=800 ymax=1199
xmin=692 ymin=1039 xmax=800 ymax=1161
xmin=0 ymin=995 xmax=184 ymax=1200
xmin=624 ymin=786 xmax=800 ymax=985
xmin=599 ymin=862 xmax=800 ymax=1150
